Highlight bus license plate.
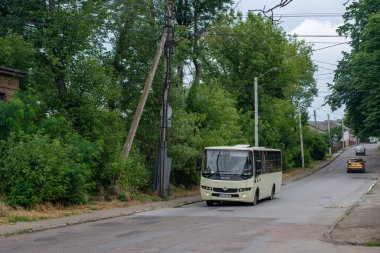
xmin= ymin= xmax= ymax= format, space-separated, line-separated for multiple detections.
xmin=220 ymin=194 xmax=231 ymax=198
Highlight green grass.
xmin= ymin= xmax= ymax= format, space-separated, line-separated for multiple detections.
xmin=4 ymin=228 xmax=34 ymax=237
xmin=130 ymin=192 xmax=161 ymax=202
xmin=7 ymin=216 xmax=44 ymax=224
xmin=363 ymin=241 xmax=380 ymax=247
xmin=89 ymin=206 xmax=99 ymax=211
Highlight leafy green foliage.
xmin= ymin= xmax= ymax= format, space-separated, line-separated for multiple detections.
xmin=169 ymin=83 xmax=247 ymax=186
xmin=304 ymin=129 xmax=328 ymax=161
xmin=0 ymin=34 xmax=35 ymax=70
xmin=328 ymin=1 xmax=380 ymax=137
xmin=0 ymin=133 xmax=100 ymax=207
xmin=0 ymin=1 xmax=327 ymax=206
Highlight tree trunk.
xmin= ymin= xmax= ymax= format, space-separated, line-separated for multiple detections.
xmin=192 ymin=58 xmax=201 ymax=86
xmin=49 ymin=0 xmax=55 ymax=15
xmin=192 ymin=10 xmax=201 ymax=86
xmin=177 ymin=64 xmax=184 ymax=86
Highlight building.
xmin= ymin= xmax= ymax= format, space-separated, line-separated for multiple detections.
xmin=308 ymin=119 xmax=357 ymax=151
xmin=0 ymin=67 xmax=26 ymax=101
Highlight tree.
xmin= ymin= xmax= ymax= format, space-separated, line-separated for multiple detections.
xmin=174 ymin=0 xmax=233 ymax=86
xmin=327 ymin=0 xmax=380 ymax=137
xmin=199 ymin=13 xmax=317 ymax=168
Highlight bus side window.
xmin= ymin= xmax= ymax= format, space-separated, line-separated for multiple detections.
xmin=261 ymin=151 xmax=267 ymax=174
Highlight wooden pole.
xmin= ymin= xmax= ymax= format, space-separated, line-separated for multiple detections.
xmin=122 ymin=31 xmax=167 ymax=159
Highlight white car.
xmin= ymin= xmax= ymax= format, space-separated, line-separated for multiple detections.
xmin=355 ymin=145 xmax=366 ymax=156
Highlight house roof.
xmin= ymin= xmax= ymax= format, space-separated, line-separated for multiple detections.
xmin=0 ymin=67 xmax=26 ymax=78
xmin=308 ymin=120 xmax=351 ymax=132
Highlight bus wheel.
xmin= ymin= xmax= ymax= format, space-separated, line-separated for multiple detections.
xmin=206 ymin=201 xmax=214 ymax=206
xmin=270 ymin=185 xmax=275 ymax=200
xmin=252 ymin=191 xmax=259 ymax=206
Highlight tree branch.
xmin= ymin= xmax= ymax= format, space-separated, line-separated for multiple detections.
xmin=250 ymin=0 xmax=294 ymax=22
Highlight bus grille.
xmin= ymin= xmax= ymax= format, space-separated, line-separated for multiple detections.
xmin=212 ymin=193 xmax=239 ymax=198
xmin=213 ymin=188 xmax=238 ymax=193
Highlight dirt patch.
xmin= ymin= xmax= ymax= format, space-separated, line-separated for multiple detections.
xmin=282 ymin=168 xmax=306 ymax=182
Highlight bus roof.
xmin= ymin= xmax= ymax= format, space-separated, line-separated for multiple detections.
xmin=205 ymin=146 xmax=281 ymax=152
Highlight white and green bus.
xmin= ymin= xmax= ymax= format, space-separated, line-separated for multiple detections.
xmin=198 ymin=145 xmax=282 ymax=206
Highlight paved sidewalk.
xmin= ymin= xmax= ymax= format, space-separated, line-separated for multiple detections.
xmin=329 ymin=180 xmax=380 ymax=245
xmin=0 ymin=150 xmax=343 ymax=237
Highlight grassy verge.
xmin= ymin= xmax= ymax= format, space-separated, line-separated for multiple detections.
xmin=0 ymin=186 xmax=200 ymax=226
xmin=7 ymin=216 xmax=45 ymax=223
xmin=362 ymin=241 xmax=380 ymax=247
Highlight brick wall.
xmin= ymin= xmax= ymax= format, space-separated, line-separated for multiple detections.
xmin=0 ymin=75 xmax=20 ymax=101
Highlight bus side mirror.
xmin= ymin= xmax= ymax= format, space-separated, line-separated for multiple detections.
xmin=196 ymin=156 xmax=202 ymax=171
xmin=255 ymin=160 xmax=262 ymax=175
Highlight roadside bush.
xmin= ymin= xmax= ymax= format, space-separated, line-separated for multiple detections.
xmin=119 ymin=147 xmax=151 ymax=194
xmin=0 ymin=133 xmax=100 ymax=207
xmin=304 ymin=129 xmax=328 ymax=161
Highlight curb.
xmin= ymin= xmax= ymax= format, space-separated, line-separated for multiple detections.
xmin=0 ymin=197 xmax=201 ymax=237
xmin=323 ymin=179 xmax=379 ymax=244
xmin=283 ymin=148 xmax=346 ymax=185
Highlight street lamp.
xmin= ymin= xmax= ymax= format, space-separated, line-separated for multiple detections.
xmin=254 ymin=67 xmax=277 ymax=147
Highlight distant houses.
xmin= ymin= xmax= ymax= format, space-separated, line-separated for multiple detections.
xmin=0 ymin=67 xmax=26 ymax=101
xmin=308 ymin=119 xmax=357 ymax=151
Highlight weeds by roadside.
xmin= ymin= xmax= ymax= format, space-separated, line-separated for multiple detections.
xmin=7 ymin=216 xmax=45 ymax=223
xmin=0 ymin=187 xmax=199 ymax=226
xmin=0 ymin=202 xmax=11 ymax=217
xmin=363 ymin=241 xmax=380 ymax=247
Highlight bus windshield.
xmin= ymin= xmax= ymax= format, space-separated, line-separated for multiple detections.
xmin=203 ymin=149 xmax=253 ymax=178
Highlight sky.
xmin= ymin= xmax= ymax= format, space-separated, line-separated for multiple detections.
xmin=235 ymin=0 xmax=352 ymax=121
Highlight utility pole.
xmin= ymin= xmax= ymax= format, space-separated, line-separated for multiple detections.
xmin=122 ymin=32 xmax=167 ymax=159
xmin=341 ymin=117 xmax=345 ymax=149
xmin=298 ymin=107 xmax=305 ymax=168
xmin=327 ymin=114 xmax=331 ymax=155
xmin=157 ymin=0 xmax=174 ymax=197
xmin=313 ymin=110 xmax=317 ymax=130
xmin=253 ymin=67 xmax=277 ymax=147
xmin=254 ymin=76 xmax=259 ymax=147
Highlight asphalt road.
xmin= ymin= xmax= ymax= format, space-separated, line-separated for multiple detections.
xmin=1 ymin=144 xmax=379 ymax=253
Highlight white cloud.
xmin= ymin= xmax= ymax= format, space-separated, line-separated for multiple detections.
xmin=290 ymin=19 xmax=339 ymax=36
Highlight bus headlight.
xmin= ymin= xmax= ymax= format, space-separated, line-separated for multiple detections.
xmin=238 ymin=188 xmax=252 ymax=192
xmin=201 ymin=185 xmax=212 ymax=191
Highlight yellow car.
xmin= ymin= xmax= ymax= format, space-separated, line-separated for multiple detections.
xmin=347 ymin=158 xmax=366 ymax=173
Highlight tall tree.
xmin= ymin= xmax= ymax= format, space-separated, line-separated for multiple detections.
xmin=200 ymin=13 xmax=317 ymax=167
xmin=174 ymin=0 xmax=233 ymax=86
xmin=327 ymin=0 xmax=380 ymax=137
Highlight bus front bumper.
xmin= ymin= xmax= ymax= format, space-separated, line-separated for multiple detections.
xmin=201 ymin=188 xmax=254 ymax=203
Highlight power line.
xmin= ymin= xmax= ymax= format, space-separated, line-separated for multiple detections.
xmin=313 ymin=42 xmax=349 ymax=51
xmin=318 ymin=66 xmax=336 ymax=71
xmin=309 ymin=41 xmax=351 ymax=44
xmin=315 ymin=77 xmax=334 ymax=81
xmin=292 ymin=34 xmax=347 ymax=38
xmin=315 ymin=72 xmax=334 ymax=76
xmin=309 ymin=106 xmax=344 ymax=117
xmin=313 ymin=60 xmax=338 ymax=66
xmin=246 ymin=11 xmax=344 ymax=17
